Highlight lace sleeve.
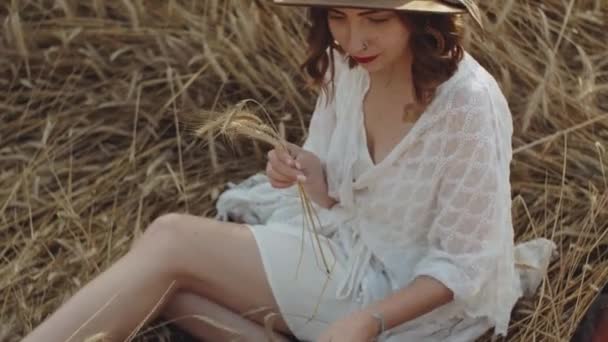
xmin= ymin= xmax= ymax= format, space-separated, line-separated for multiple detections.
xmin=411 ymin=85 xmax=512 ymax=321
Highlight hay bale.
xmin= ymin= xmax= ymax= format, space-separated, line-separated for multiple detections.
xmin=1 ymin=0 xmax=606 ymax=341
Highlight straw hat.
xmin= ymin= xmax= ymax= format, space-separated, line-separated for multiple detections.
xmin=273 ymin=0 xmax=483 ymax=29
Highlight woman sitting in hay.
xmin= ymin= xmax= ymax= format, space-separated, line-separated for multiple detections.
xmin=24 ymin=1 xmax=558 ymax=341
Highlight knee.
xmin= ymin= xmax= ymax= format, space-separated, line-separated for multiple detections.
xmin=130 ymin=213 xmax=186 ymax=253
xmin=147 ymin=213 xmax=184 ymax=236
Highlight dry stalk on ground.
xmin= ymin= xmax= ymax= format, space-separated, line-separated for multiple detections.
xmin=1 ymin=1 xmax=606 ymax=341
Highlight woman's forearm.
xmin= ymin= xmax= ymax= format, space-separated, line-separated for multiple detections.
xmin=362 ymin=275 xmax=454 ymax=334
xmin=316 ymin=194 xmax=338 ymax=209
xmin=313 ymin=164 xmax=338 ymax=209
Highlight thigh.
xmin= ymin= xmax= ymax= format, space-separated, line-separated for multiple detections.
xmin=138 ymin=213 xmax=292 ymax=333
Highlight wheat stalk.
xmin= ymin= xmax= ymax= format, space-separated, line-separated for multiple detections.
xmin=193 ymin=99 xmax=334 ymax=276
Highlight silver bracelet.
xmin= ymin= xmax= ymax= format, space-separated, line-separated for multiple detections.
xmin=370 ymin=312 xmax=386 ymax=337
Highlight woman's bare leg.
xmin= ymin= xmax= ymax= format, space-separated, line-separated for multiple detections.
xmin=22 ymin=214 xmax=292 ymax=342
xmin=22 ymin=235 xmax=181 ymax=341
xmin=160 ymin=291 xmax=292 ymax=341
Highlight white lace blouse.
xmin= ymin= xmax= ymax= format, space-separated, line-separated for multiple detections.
xmin=215 ymin=50 xmax=555 ymax=340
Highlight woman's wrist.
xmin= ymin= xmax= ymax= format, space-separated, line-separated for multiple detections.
xmin=310 ymin=193 xmax=337 ymax=209
xmin=323 ymin=165 xmax=338 ymax=208
xmin=313 ymin=164 xmax=337 ymax=209
xmin=319 ymin=195 xmax=338 ymax=209
xmin=369 ymin=312 xmax=386 ymax=337
xmin=354 ymin=310 xmax=384 ymax=339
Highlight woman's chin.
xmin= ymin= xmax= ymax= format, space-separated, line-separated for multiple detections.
xmin=358 ymin=61 xmax=382 ymax=73
xmin=360 ymin=57 xmax=407 ymax=75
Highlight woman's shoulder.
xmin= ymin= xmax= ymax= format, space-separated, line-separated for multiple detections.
xmin=332 ymin=49 xmax=350 ymax=67
xmin=319 ymin=50 xmax=362 ymax=107
xmin=447 ymin=53 xmax=511 ymax=108
xmin=326 ymin=49 xmax=350 ymax=82
xmin=437 ymin=51 xmax=513 ymax=138
xmin=445 ymin=51 xmax=509 ymax=107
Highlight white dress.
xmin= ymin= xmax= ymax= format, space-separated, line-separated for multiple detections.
xmin=215 ymin=51 xmax=556 ymax=341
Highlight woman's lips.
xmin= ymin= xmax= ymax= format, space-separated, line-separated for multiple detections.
xmin=353 ymin=54 xmax=379 ymax=64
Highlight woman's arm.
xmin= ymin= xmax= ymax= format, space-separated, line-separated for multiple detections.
xmin=315 ymin=192 xmax=338 ymax=209
xmin=360 ymin=275 xmax=454 ymax=335
xmin=316 ymin=275 xmax=453 ymax=342
xmin=316 ymin=164 xmax=338 ymax=209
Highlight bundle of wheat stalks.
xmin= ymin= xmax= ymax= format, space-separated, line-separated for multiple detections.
xmin=1 ymin=0 xmax=606 ymax=341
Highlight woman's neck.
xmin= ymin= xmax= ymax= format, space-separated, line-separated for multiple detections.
xmin=368 ymin=52 xmax=415 ymax=102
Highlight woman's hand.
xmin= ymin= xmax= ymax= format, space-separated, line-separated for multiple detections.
xmin=266 ymin=142 xmax=336 ymax=208
xmin=317 ymin=311 xmax=380 ymax=342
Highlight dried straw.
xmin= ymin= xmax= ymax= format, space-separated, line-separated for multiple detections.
xmin=1 ymin=0 xmax=606 ymax=341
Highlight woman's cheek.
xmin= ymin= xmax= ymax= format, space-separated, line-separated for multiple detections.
xmin=329 ymin=26 xmax=346 ymax=44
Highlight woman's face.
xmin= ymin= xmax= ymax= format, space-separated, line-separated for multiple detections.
xmin=327 ymin=7 xmax=412 ymax=73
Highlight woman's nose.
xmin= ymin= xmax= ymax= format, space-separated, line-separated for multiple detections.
xmin=347 ymin=34 xmax=369 ymax=55
xmin=344 ymin=25 xmax=370 ymax=55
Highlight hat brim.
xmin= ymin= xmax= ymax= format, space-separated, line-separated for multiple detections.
xmin=272 ymin=0 xmax=467 ymax=14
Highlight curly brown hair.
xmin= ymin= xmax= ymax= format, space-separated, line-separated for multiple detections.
xmin=301 ymin=7 xmax=465 ymax=108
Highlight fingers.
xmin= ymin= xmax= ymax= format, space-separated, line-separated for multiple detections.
xmin=284 ymin=142 xmax=302 ymax=158
xmin=266 ymin=148 xmax=306 ymax=188
xmin=276 ymin=144 xmax=297 ymax=167
xmin=284 ymin=142 xmax=307 ymax=170
xmin=268 ymin=148 xmax=304 ymax=179
xmin=266 ymin=162 xmax=293 ymax=188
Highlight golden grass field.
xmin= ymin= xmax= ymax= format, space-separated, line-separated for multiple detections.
xmin=1 ymin=0 xmax=607 ymax=341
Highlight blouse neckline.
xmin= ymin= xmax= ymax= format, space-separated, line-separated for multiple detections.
xmin=351 ymin=53 xmax=472 ymax=187
xmin=356 ymin=66 xmax=432 ymax=169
